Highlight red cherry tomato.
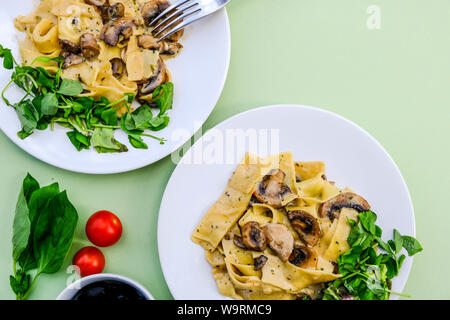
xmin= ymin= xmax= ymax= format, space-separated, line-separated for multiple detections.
xmin=73 ymin=246 xmax=105 ymax=277
xmin=86 ymin=210 xmax=123 ymax=247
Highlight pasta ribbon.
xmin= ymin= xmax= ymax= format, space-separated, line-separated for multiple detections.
xmin=193 ymin=152 xmax=371 ymax=300
xmin=32 ymin=18 xmax=59 ymax=53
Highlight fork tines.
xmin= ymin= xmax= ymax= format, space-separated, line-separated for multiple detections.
xmin=150 ymin=0 xmax=201 ymax=42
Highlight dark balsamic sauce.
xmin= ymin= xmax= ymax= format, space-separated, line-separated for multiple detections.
xmin=71 ymin=280 xmax=147 ymax=300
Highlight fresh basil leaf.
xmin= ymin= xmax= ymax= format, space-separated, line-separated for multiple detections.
xmin=18 ymin=181 xmax=58 ymax=273
xmin=21 ymin=182 xmax=60 ymax=270
xmin=33 ymin=191 xmax=78 ymax=274
xmin=41 ymin=92 xmax=58 ymax=116
xmin=27 ymin=183 xmax=60 ymax=224
xmin=10 ymin=174 xmax=79 ymax=299
xmin=57 ymin=79 xmax=83 ymax=96
xmin=9 ymin=272 xmax=30 ymax=296
xmin=12 ymin=174 xmax=39 ymax=262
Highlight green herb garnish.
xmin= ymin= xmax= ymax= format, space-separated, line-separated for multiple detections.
xmin=322 ymin=210 xmax=422 ymax=300
xmin=10 ymin=174 xmax=79 ymax=300
xmin=0 ymin=46 xmax=172 ymax=153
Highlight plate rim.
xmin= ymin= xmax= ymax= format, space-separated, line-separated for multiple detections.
xmin=157 ymin=104 xmax=416 ymax=300
xmin=0 ymin=8 xmax=231 ymax=175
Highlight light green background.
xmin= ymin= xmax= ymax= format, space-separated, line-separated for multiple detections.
xmin=0 ymin=0 xmax=448 ymax=299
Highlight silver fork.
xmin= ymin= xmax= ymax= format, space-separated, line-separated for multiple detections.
xmin=150 ymin=0 xmax=232 ymax=41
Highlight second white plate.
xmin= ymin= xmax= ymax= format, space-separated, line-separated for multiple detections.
xmin=158 ymin=104 xmax=416 ymax=300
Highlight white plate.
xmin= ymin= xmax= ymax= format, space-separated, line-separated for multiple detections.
xmin=158 ymin=104 xmax=416 ymax=300
xmin=0 ymin=2 xmax=230 ymax=174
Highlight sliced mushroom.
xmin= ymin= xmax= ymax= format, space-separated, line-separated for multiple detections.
xmin=160 ymin=41 xmax=183 ymax=56
xmin=253 ymin=169 xmax=292 ymax=209
xmin=137 ymin=34 xmax=161 ymax=50
xmin=85 ymin=0 xmax=107 ymax=6
xmin=100 ymin=2 xmax=125 ymax=23
xmin=80 ymin=33 xmax=100 ymax=59
xmin=289 ymin=244 xmax=318 ymax=269
xmin=263 ymin=223 xmax=294 ymax=262
xmin=318 ymin=192 xmax=371 ymax=221
xmin=288 ymin=210 xmax=320 ymax=247
xmin=241 ymin=222 xmax=267 ymax=252
xmin=61 ymin=52 xmax=84 ymax=69
xmin=60 ymin=39 xmax=80 ymax=54
xmin=110 ymin=58 xmax=124 ymax=76
xmin=101 ymin=17 xmax=136 ymax=46
xmin=141 ymin=0 xmax=170 ymax=26
xmin=140 ymin=57 xmax=167 ymax=94
xmin=232 ymin=235 xmax=247 ymax=250
xmin=254 ymin=255 xmax=268 ymax=271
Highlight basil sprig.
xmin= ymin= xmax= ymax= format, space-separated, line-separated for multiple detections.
xmin=10 ymin=174 xmax=79 ymax=300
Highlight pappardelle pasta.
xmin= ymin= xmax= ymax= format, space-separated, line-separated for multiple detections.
xmin=192 ymin=152 xmax=373 ymax=300
xmin=15 ymin=0 xmax=182 ymax=116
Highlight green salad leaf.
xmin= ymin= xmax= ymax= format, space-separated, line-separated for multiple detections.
xmin=0 ymin=44 xmax=14 ymax=70
xmin=0 ymin=45 xmax=170 ymax=153
xmin=91 ymin=127 xmax=128 ymax=153
xmin=57 ymin=79 xmax=83 ymax=96
xmin=322 ymin=210 xmax=422 ymax=300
